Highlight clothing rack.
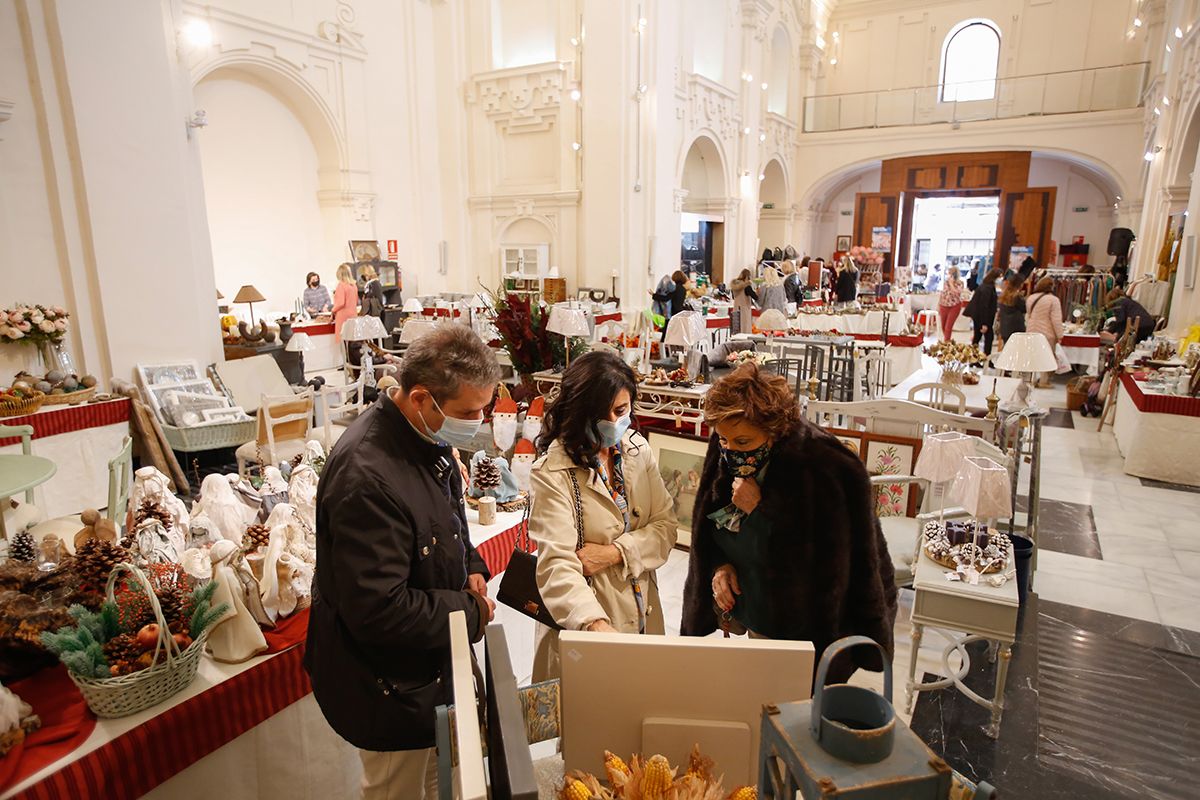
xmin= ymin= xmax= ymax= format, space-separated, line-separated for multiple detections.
xmin=1030 ymin=269 xmax=1115 ymax=321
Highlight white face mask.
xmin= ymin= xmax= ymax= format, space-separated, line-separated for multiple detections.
xmin=419 ymin=396 xmax=483 ymax=448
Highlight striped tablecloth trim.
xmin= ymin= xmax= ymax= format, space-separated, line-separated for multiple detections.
xmin=475 ymin=522 xmax=530 ymax=577
xmin=1120 ymin=373 xmax=1200 ymax=418
xmin=0 ymin=399 xmax=130 ymax=447
xmin=1061 ymin=334 xmax=1101 ymax=348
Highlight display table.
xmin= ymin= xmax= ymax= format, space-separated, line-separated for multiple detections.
xmin=0 ymin=399 xmax=128 ymax=518
xmin=532 ymin=370 xmax=711 ymax=435
xmin=906 ymin=547 xmax=1019 ymax=738
xmin=1113 ymin=374 xmax=1200 ymax=487
xmin=1060 ymin=333 xmax=1102 ymax=374
xmin=789 ymin=308 xmax=908 ymax=336
xmin=886 ymin=367 xmax=1020 ymax=415
xmin=290 ymin=320 xmax=342 ymax=373
xmin=1 ymin=512 xmax=528 ymax=798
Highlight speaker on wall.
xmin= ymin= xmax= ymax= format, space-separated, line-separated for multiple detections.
xmin=1107 ymin=227 xmax=1135 ymax=258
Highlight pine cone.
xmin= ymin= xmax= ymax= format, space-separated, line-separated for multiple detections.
xmin=8 ymin=532 xmax=35 ymax=563
xmin=102 ymin=633 xmax=142 ymax=668
xmin=243 ymin=523 xmax=271 ymax=552
xmin=473 ymin=457 xmax=501 ymax=492
xmin=74 ymin=539 xmax=124 ymax=596
xmin=134 ymin=499 xmax=172 ymax=529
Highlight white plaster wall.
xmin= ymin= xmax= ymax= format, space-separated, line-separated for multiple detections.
xmin=194 ymin=76 xmax=327 ymax=319
xmin=1028 ymin=154 xmax=1118 ymax=261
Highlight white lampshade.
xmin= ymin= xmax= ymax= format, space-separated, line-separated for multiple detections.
xmin=399 ymin=317 xmax=438 ymax=344
xmin=663 ymin=311 xmax=705 ymax=348
xmin=914 ymin=431 xmax=974 ymax=484
xmin=340 ymin=315 xmax=389 ymax=342
xmin=757 ymin=309 xmax=789 ymax=331
xmin=546 ymin=304 xmax=590 ymax=337
xmin=285 ymin=332 xmax=315 ymax=352
xmin=992 ymin=332 xmax=1057 ymax=373
xmin=951 ymin=456 xmax=1012 ymax=520
xmin=402 ymin=298 xmax=424 ymax=313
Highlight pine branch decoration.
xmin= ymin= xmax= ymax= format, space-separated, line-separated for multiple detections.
xmin=186 ymin=581 xmax=229 ymax=640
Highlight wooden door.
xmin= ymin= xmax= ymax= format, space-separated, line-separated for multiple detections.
xmin=997 ymin=187 xmax=1057 ymax=270
xmin=853 ymin=193 xmax=899 ymax=280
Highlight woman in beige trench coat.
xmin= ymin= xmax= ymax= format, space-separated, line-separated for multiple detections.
xmin=530 ymin=351 xmax=678 ymax=681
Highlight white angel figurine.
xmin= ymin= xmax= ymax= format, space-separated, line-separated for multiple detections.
xmin=185 ymin=511 xmax=223 ymax=551
xmin=195 ymin=474 xmax=249 ymax=542
xmin=179 ymin=547 xmax=213 ymax=585
xmin=287 ymin=464 xmax=318 ymax=533
xmin=207 ymin=540 xmax=269 ymax=663
xmin=131 ymin=466 xmax=190 ymax=538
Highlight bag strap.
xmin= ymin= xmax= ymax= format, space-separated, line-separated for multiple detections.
xmin=567 ymin=470 xmax=585 ymax=551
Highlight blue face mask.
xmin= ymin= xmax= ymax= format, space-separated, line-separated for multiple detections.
xmin=420 ymin=397 xmax=483 ymax=448
xmin=595 ymin=414 xmax=632 ymax=449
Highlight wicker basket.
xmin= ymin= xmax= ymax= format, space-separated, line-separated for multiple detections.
xmin=0 ymin=391 xmax=46 ymax=418
xmin=1066 ymin=376 xmax=1096 ymax=412
xmin=40 ymin=385 xmax=97 ymax=406
xmin=161 ymin=418 xmax=256 ymax=452
xmin=69 ymin=563 xmax=209 ymax=719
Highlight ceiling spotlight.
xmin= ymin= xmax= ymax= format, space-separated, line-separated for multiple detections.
xmin=830 ymin=58 xmax=838 ymax=65
xmin=570 ymin=36 xmax=579 ymax=46
xmin=637 ymin=83 xmax=648 ymax=94
xmin=1163 ymin=96 xmax=1171 ymax=105
xmin=759 ymin=173 xmax=766 ymax=181
xmin=636 ymin=17 xmax=647 ymax=31
xmin=1166 ymin=44 xmax=1172 ymax=52
xmin=1176 ymin=27 xmax=1184 ymax=38
xmin=570 ymin=88 xmax=581 ymax=101
xmin=761 ymin=82 xmax=769 ymax=91
xmin=1154 ymin=107 xmax=1161 ymax=115
xmin=571 ymin=141 xmax=581 ymax=151
xmin=742 ymin=126 xmax=751 ymax=135
xmin=1116 ymin=195 xmax=1122 ymax=201
xmin=1144 ymin=151 xmax=1155 ymax=162
xmin=181 ymin=18 xmax=213 ymax=47
xmin=832 ymin=31 xmax=840 ymax=40
xmin=1134 ymin=17 xmax=1142 ymax=27
xmin=759 ymin=132 xmax=767 ymax=142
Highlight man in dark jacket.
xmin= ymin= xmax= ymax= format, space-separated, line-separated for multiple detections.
xmin=1101 ymin=288 xmax=1156 ymax=343
xmin=306 ymin=325 xmax=498 ymax=798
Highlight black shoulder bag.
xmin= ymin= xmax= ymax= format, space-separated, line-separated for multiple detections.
xmin=497 ymin=469 xmax=586 ymax=629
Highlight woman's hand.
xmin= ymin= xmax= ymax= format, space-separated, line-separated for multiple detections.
xmin=712 ymin=564 xmax=741 ymax=613
xmin=981 ymin=325 xmax=989 ymax=333
xmin=586 ymin=619 xmax=618 ymax=633
xmin=731 ymin=477 xmax=762 ymax=514
xmin=577 ymin=543 xmax=621 ymax=577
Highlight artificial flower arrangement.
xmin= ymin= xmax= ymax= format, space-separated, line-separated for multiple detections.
xmin=560 ymin=746 xmax=756 ymax=800
xmin=0 ymin=304 xmax=69 ymax=345
xmin=847 ymin=245 xmax=885 ymax=269
xmin=486 ymin=290 xmax=589 ymax=376
xmin=727 ymin=349 xmax=771 ymax=367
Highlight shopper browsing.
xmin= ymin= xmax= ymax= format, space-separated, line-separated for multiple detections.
xmin=1100 ymin=288 xmax=1156 ymax=343
xmin=730 ymin=268 xmax=757 ymax=334
xmin=305 ymin=325 xmax=498 ymax=800
xmin=530 ymin=350 xmax=678 ymax=680
xmin=1024 ymin=276 xmax=1064 ymax=386
xmin=937 ymin=266 xmax=965 ymax=342
xmin=964 ymin=268 xmax=1002 ymax=354
xmin=302 ymin=272 xmax=332 ymax=315
xmin=680 ymin=363 xmax=897 ymax=685
xmin=996 ymin=275 xmax=1027 ymax=345
xmin=359 ymin=263 xmax=385 ymax=319
xmin=331 ymin=263 xmax=358 ymax=343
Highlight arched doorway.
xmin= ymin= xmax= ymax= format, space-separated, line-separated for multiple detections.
xmin=757 ymin=159 xmax=789 ymax=258
xmin=679 ymin=134 xmax=729 ymax=282
xmin=193 ymin=62 xmax=346 ymax=321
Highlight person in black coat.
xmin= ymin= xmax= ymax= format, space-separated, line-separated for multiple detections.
xmin=1102 ymin=288 xmax=1156 ymax=342
xmin=651 ymin=269 xmax=689 ymax=341
xmin=965 ymin=268 xmax=1002 ymax=355
xmin=996 ymin=274 xmax=1027 ymax=345
xmin=306 ymin=325 xmax=498 ymax=797
xmin=681 ymin=364 xmax=898 ymax=685
xmin=835 ymin=259 xmax=859 ymax=304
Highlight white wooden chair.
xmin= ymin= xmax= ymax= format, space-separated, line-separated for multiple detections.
xmin=318 ymin=375 xmax=366 ymax=449
xmin=26 ymin=435 xmax=134 ymax=554
xmin=235 ymin=388 xmax=316 ymax=477
xmin=906 ymin=382 xmax=967 ymax=414
xmin=860 ymin=349 xmax=892 ymax=399
xmin=341 ymin=317 xmax=401 ymax=383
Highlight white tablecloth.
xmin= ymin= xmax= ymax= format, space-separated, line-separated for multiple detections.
xmin=792 ymin=309 xmax=908 ymax=335
xmin=1113 ymin=382 xmax=1200 ymax=487
xmin=886 ymin=367 xmax=1022 ymax=414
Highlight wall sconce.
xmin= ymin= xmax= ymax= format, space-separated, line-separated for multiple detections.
xmin=186 ymin=109 xmax=207 ymax=139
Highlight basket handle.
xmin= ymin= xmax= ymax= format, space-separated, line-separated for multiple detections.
xmin=104 ymin=562 xmax=183 ymax=668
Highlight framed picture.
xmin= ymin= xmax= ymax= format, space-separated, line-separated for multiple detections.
xmin=349 ymin=239 xmax=381 ymax=263
xmin=147 ymin=380 xmax=221 ymax=426
xmin=825 ymin=428 xmax=864 ymax=459
xmin=647 ymin=430 xmax=710 ymax=549
xmin=860 ymin=432 xmax=923 ymax=518
xmin=137 ymin=361 xmax=201 ymax=387
xmin=163 ymin=391 xmax=230 ymax=427
xmin=577 ymin=287 xmax=607 ymax=303
xmin=836 ymin=235 xmax=851 ymax=251
xmin=871 ymin=226 xmax=892 ymax=253
xmin=201 ymin=406 xmax=251 ymax=423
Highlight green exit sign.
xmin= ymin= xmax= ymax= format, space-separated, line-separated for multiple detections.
xmin=1073 ymin=206 xmax=1089 ymax=212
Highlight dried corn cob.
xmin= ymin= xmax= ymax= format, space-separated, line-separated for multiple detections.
xmin=562 ymin=778 xmax=591 ymax=800
xmin=728 ymin=787 xmax=757 ymax=800
xmin=605 ymin=751 xmax=631 ymax=776
xmin=642 ymin=754 xmax=675 ymax=799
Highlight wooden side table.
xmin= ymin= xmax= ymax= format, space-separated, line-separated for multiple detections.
xmin=906 ymin=545 xmax=1019 ymax=737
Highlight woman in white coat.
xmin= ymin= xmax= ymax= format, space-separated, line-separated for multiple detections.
xmin=530 ymin=350 xmax=678 ymax=680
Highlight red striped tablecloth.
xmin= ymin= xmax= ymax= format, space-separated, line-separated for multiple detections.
xmin=593 ymin=312 xmax=622 ymax=325
xmin=0 ymin=399 xmax=130 ymax=447
xmin=475 ymin=522 xmax=529 ymax=577
xmin=292 ymin=321 xmax=335 ymax=336
xmin=851 ymin=333 xmax=925 ymax=347
xmin=1061 ymin=334 xmax=1101 ymax=348
xmin=1120 ymin=373 xmax=1200 ymax=418
xmin=705 ymin=317 xmax=731 ymax=329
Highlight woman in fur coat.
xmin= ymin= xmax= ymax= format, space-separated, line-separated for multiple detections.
xmin=681 ymin=363 xmax=898 ymax=684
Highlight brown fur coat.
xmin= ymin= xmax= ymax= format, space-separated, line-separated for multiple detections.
xmin=681 ymin=420 xmax=898 ymax=684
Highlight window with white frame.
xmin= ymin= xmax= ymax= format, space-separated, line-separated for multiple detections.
xmin=940 ymin=20 xmax=1000 ymax=103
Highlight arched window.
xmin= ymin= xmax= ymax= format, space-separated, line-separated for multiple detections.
xmin=940 ymin=20 xmax=1000 ymax=103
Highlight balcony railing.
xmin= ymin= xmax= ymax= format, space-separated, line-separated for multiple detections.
xmin=802 ymin=62 xmax=1150 ymax=133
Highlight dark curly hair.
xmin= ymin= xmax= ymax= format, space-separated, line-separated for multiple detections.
xmin=703 ymin=362 xmax=801 ymax=441
xmin=537 ymin=350 xmax=638 ymax=466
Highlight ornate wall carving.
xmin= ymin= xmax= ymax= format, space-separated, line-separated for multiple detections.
xmin=685 ymin=74 xmax=741 ymax=156
xmin=469 ymin=63 xmax=566 ymax=134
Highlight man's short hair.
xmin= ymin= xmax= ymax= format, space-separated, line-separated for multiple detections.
xmin=399 ymin=325 xmax=501 ymax=402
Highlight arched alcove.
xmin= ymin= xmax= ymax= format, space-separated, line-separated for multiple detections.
xmin=195 ymin=69 xmax=333 ymax=319
xmin=767 ymin=27 xmax=790 ymax=115
xmin=498 ymin=216 xmax=554 ymax=277
xmin=680 ymin=133 xmax=728 ymax=211
xmin=1170 ymin=99 xmax=1200 ymax=189
xmin=758 ymin=159 xmax=790 ymax=255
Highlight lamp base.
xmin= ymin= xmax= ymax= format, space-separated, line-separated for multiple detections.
xmin=999 ymin=374 xmax=1041 ymax=413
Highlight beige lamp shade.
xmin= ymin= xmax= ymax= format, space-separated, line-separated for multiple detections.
xmin=914 ymin=431 xmax=975 ymax=485
xmin=547 ymin=305 xmax=590 ymax=338
xmin=400 ymin=317 xmax=438 ymax=344
xmin=340 ymin=315 xmax=389 ymax=342
xmin=992 ymin=332 xmax=1056 ymax=373
xmin=663 ymin=311 xmax=705 ymax=348
xmin=232 ymin=285 xmax=266 ymax=304
xmin=285 ymin=332 xmax=315 ymax=352
xmin=402 ymin=298 xmax=424 ymax=313
xmin=951 ymin=456 xmax=1012 ymax=520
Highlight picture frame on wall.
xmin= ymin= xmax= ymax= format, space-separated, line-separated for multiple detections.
xmin=348 ymin=240 xmax=381 ymax=263
xmin=836 ymin=235 xmax=852 ymax=251
xmin=870 ymin=227 xmax=892 ymax=253
xmin=825 ymin=428 xmax=865 ymax=459
xmin=860 ymin=432 xmax=923 ymax=518
xmin=647 ymin=430 xmax=710 ymax=549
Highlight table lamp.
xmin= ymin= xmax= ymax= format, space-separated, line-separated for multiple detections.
xmin=991 ymin=332 xmax=1057 ymax=410
xmin=233 ymin=285 xmax=266 ymax=322
xmin=340 ymin=314 xmax=389 ymax=343
xmin=950 ymin=455 xmax=1012 ymax=581
xmin=400 ymin=317 xmax=438 ymax=344
xmin=285 ymin=332 xmax=314 ymax=353
xmin=402 ymin=298 xmax=424 ymax=316
xmin=664 ymin=310 xmax=704 ymax=356
xmin=913 ymin=430 xmax=975 ymax=532
xmin=547 ymin=304 xmax=590 ymax=369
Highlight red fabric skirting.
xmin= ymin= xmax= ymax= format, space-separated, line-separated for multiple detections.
xmin=475 ymin=523 xmax=529 ymax=577
xmin=851 ymin=333 xmax=924 ymax=347
xmin=0 ymin=668 xmax=97 ymax=793
xmin=705 ymin=317 xmax=731 ymax=329
xmin=292 ymin=322 xmax=335 ymax=336
xmin=0 ymin=399 xmax=130 ymax=447
xmin=1120 ymin=374 xmax=1200 ymax=418
xmin=594 ymin=313 xmax=621 ymax=325
xmin=1061 ymin=334 xmax=1100 ymax=348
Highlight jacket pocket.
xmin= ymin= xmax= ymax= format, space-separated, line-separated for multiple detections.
xmin=370 ymin=672 xmax=445 ymax=746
